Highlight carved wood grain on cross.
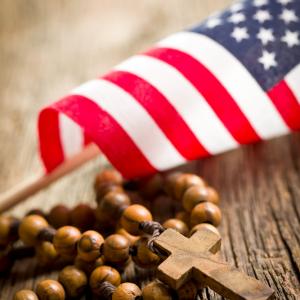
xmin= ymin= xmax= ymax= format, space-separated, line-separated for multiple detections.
xmin=154 ymin=228 xmax=274 ymax=300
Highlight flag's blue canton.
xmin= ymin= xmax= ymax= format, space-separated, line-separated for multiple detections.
xmin=190 ymin=0 xmax=300 ymax=91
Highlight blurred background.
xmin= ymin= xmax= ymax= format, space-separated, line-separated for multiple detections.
xmin=0 ymin=0 xmax=232 ymax=215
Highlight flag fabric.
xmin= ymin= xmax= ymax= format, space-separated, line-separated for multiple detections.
xmin=38 ymin=0 xmax=300 ymax=179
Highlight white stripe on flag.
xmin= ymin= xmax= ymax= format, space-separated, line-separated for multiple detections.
xmin=114 ymin=55 xmax=238 ymax=154
xmin=59 ymin=114 xmax=84 ymax=158
xmin=158 ymin=31 xmax=289 ymax=139
xmin=71 ymin=79 xmax=186 ymax=170
xmin=285 ymin=64 xmax=300 ymax=104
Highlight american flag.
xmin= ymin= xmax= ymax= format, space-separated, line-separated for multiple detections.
xmin=38 ymin=0 xmax=300 ymax=179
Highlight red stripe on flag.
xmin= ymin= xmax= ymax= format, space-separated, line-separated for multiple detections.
xmin=268 ymin=80 xmax=300 ymax=131
xmin=145 ymin=47 xmax=261 ymax=145
xmin=38 ymin=109 xmax=65 ymax=172
xmin=83 ymin=133 xmax=92 ymax=146
xmin=102 ymin=71 xmax=210 ymax=160
xmin=50 ymin=95 xmax=157 ymax=178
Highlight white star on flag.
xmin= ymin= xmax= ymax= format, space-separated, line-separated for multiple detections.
xmin=277 ymin=0 xmax=293 ymax=5
xmin=230 ymin=3 xmax=244 ymax=13
xmin=231 ymin=27 xmax=249 ymax=42
xmin=279 ymin=9 xmax=298 ymax=24
xmin=205 ymin=17 xmax=222 ymax=28
xmin=254 ymin=0 xmax=268 ymax=7
xmin=257 ymin=28 xmax=275 ymax=45
xmin=254 ymin=10 xmax=272 ymax=23
xmin=228 ymin=13 xmax=246 ymax=24
xmin=258 ymin=50 xmax=277 ymax=70
xmin=281 ymin=30 xmax=300 ymax=47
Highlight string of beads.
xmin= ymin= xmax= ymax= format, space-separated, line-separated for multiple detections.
xmin=0 ymin=169 xmax=222 ymax=300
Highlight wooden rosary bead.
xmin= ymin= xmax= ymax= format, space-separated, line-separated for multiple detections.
xmin=176 ymin=281 xmax=198 ymax=300
xmin=19 ymin=215 xmax=49 ymax=246
xmin=115 ymin=228 xmax=139 ymax=246
xmin=0 ymin=215 xmax=19 ymax=245
xmin=26 ymin=209 xmax=46 ymax=218
xmin=132 ymin=236 xmax=160 ymax=268
xmin=48 ymin=205 xmax=71 ymax=229
xmin=183 ymin=186 xmax=220 ymax=212
xmin=190 ymin=223 xmax=220 ymax=237
xmin=94 ymin=256 xmax=105 ymax=268
xmin=58 ymin=265 xmax=87 ymax=298
xmin=94 ymin=212 xmax=116 ymax=232
xmin=164 ymin=171 xmax=182 ymax=197
xmin=13 ymin=290 xmax=39 ymax=300
xmin=53 ymin=226 xmax=81 ymax=257
xmin=102 ymin=234 xmax=130 ymax=264
xmin=35 ymin=241 xmax=58 ymax=266
xmin=127 ymin=192 xmax=145 ymax=206
xmin=138 ymin=174 xmax=163 ymax=199
xmin=70 ymin=204 xmax=95 ymax=231
xmin=36 ymin=279 xmax=65 ymax=300
xmin=96 ymin=191 xmax=131 ymax=223
xmin=174 ymin=174 xmax=206 ymax=200
xmin=203 ymin=186 xmax=219 ymax=204
xmin=96 ymin=183 xmax=124 ymax=203
xmin=190 ymin=202 xmax=222 ymax=227
xmin=74 ymin=256 xmax=97 ymax=275
xmin=94 ymin=169 xmax=123 ymax=190
xmin=175 ymin=211 xmax=190 ymax=225
xmin=112 ymin=282 xmax=142 ymax=300
xmin=37 ymin=227 xmax=57 ymax=243
xmin=55 ymin=254 xmax=74 ymax=268
xmin=162 ymin=219 xmax=189 ymax=236
xmin=89 ymin=266 xmax=121 ymax=295
xmin=142 ymin=281 xmax=173 ymax=300
xmin=120 ymin=204 xmax=152 ymax=236
xmin=75 ymin=255 xmax=104 ymax=274
xmin=0 ymin=216 xmax=12 ymax=246
xmin=77 ymin=230 xmax=104 ymax=262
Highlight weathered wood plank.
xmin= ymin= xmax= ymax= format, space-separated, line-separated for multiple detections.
xmin=0 ymin=1 xmax=299 ymax=299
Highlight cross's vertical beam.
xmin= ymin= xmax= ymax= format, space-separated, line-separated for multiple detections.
xmin=190 ymin=228 xmax=221 ymax=254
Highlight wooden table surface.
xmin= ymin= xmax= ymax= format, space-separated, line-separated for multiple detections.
xmin=0 ymin=1 xmax=299 ymax=299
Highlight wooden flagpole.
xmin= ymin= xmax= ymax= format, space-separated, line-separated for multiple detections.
xmin=0 ymin=144 xmax=100 ymax=213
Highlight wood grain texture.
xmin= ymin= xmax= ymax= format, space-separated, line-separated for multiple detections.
xmin=0 ymin=1 xmax=299 ymax=299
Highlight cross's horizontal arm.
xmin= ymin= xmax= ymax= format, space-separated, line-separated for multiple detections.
xmin=157 ymin=255 xmax=193 ymax=289
xmin=154 ymin=228 xmax=189 ymax=255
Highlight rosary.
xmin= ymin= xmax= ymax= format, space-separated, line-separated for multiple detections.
xmin=0 ymin=169 xmax=274 ymax=300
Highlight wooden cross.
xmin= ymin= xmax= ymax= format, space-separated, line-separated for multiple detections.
xmin=154 ymin=228 xmax=274 ymax=300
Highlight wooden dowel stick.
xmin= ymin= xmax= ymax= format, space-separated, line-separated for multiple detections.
xmin=0 ymin=144 xmax=100 ymax=213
